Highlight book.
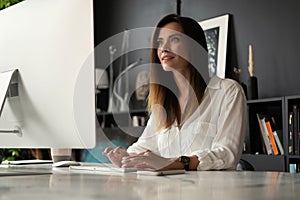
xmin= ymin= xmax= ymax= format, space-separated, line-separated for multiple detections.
xmin=269 ymin=116 xmax=284 ymax=155
xmin=273 ymin=130 xmax=284 ymax=155
xmin=288 ymin=112 xmax=294 ymax=155
xmin=256 ymin=114 xmax=273 ymax=155
xmin=293 ymin=105 xmax=299 ymax=155
xmin=265 ymin=121 xmax=279 ymax=155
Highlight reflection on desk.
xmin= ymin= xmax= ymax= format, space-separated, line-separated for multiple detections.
xmin=1 ymin=167 xmax=300 ymax=200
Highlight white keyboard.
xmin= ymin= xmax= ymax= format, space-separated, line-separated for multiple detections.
xmin=69 ymin=163 xmax=137 ymax=173
xmin=69 ymin=163 xmax=186 ymax=176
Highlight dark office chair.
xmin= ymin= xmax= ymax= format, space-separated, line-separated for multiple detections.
xmin=236 ymin=159 xmax=254 ymax=171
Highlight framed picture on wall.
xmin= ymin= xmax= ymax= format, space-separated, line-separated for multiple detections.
xmin=199 ymin=14 xmax=229 ymax=78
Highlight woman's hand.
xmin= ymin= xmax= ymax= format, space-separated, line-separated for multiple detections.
xmin=121 ymin=150 xmax=177 ymax=170
xmin=102 ymin=146 xmax=129 ymax=167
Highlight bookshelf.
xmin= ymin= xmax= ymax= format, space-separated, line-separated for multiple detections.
xmin=243 ymin=95 xmax=300 ymax=172
xmin=284 ymin=95 xmax=300 ymax=172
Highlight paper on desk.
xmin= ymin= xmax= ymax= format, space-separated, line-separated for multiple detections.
xmin=0 ymin=69 xmax=18 ymax=116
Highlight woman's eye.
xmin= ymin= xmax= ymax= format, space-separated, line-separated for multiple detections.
xmin=156 ymin=40 xmax=163 ymax=47
xmin=170 ymin=36 xmax=180 ymax=43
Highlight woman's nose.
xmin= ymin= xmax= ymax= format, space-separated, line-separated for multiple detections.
xmin=160 ymin=41 xmax=171 ymax=52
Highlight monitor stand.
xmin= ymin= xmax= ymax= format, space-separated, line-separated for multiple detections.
xmin=0 ymin=69 xmax=22 ymax=137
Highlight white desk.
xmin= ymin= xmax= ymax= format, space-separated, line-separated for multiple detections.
xmin=0 ymin=166 xmax=300 ymax=200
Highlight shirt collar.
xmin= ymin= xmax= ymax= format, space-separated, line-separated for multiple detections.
xmin=207 ymin=75 xmax=223 ymax=89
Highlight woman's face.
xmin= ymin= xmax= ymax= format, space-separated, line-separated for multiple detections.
xmin=157 ymin=22 xmax=189 ymax=73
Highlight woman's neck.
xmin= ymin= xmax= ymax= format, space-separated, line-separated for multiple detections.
xmin=172 ymin=69 xmax=190 ymax=116
xmin=173 ymin=69 xmax=190 ymax=94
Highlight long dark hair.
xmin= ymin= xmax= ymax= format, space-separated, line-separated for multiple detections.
xmin=148 ymin=14 xmax=208 ymax=130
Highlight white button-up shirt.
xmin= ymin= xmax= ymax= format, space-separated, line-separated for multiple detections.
xmin=127 ymin=76 xmax=247 ymax=170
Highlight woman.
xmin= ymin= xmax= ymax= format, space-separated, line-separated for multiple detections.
xmin=103 ymin=14 xmax=247 ymax=171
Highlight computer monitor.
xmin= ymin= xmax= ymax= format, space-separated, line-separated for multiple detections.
xmin=0 ymin=0 xmax=95 ymax=148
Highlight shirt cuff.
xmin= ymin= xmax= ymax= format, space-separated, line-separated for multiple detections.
xmin=193 ymin=149 xmax=225 ymax=170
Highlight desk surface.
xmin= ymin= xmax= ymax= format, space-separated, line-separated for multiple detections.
xmin=0 ymin=166 xmax=300 ymax=200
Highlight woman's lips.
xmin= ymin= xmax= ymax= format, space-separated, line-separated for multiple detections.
xmin=161 ymin=53 xmax=175 ymax=62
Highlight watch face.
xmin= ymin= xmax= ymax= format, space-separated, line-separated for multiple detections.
xmin=180 ymin=156 xmax=190 ymax=171
xmin=180 ymin=156 xmax=190 ymax=164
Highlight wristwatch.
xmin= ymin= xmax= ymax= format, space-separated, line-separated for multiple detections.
xmin=179 ymin=156 xmax=190 ymax=171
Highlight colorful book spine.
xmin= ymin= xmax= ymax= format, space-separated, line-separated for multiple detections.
xmin=265 ymin=121 xmax=279 ymax=155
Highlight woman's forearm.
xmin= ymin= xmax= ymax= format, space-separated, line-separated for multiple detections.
xmin=162 ymin=155 xmax=199 ymax=171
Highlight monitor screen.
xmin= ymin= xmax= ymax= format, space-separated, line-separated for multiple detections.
xmin=0 ymin=0 xmax=95 ymax=148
